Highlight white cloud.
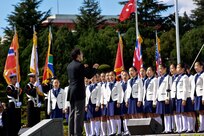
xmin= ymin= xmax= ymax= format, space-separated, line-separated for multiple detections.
xmin=161 ymin=0 xmax=197 ymax=15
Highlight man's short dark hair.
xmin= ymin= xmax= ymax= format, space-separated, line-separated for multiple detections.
xmin=71 ymin=48 xmax=81 ymax=60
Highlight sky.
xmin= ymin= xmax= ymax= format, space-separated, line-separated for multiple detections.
xmin=0 ymin=0 xmax=197 ymax=37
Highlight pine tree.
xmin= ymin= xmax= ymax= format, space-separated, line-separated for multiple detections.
xmin=4 ymin=0 xmax=50 ymax=40
xmin=75 ymin=0 xmax=105 ymax=34
xmin=191 ymin=0 xmax=204 ymax=26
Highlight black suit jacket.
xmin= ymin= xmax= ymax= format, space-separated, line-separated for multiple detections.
xmin=67 ymin=60 xmax=97 ymax=102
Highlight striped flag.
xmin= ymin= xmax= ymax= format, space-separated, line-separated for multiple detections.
xmin=155 ymin=32 xmax=162 ymax=74
xmin=133 ymin=34 xmax=143 ymax=72
xmin=30 ymin=28 xmax=43 ymax=96
xmin=30 ymin=30 xmax=39 ymax=75
xmin=43 ymin=27 xmax=54 ymax=84
xmin=3 ymin=32 xmax=21 ymax=84
xmin=114 ymin=32 xmax=124 ymax=80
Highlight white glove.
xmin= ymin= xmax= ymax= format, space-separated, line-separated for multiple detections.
xmin=16 ymin=102 xmax=22 ymax=107
xmin=37 ymin=102 xmax=41 ymax=108
xmin=34 ymin=81 xmax=39 ymax=87
xmin=15 ymin=82 xmax=20 ymax=88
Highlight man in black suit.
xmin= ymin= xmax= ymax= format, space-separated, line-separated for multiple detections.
xmin=67 ymin=48 xmax=99 ymax=136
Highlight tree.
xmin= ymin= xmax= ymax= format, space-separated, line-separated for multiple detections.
xmin=75 ymin=0 xmax=105 ymax=34
xmin=180 ymin=26 xmax=204 ymax=65
xmin=191 ymin=0 xmax=204 ymax=26
xmin=4 ymin=0 xmax=50 ymax=40
xmin=117 ymin=0 xmax=173 ymax=68
xmin=0 ymin=0 xmax=50 ymax=86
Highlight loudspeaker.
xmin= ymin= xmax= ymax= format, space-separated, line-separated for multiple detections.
xmin=127 ymin=118 xmax=163 ymax=135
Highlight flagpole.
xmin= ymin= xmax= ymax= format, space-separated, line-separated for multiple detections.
xmin=14 ymin=27 xmax=20 ymax=103
xmin=134 ymin=0 xmax=139 ymax=38
xmin=174 ymin=0 xmax=181 ymax=64
xmin=190 ymin=44 xmax=204 ymax=71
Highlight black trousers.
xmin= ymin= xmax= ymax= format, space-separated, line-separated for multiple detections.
xmin=68 ymin=99 xmax=85 ymax=136
xmin=27 ymin=101 xmax=40 ymax=127
xmin=7 ymin=102 xmax=21 ymax=136
xmin=0 ymin=126 xmax=7 ymax=136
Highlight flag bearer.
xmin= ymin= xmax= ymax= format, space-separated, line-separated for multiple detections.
xmin=6 ymin=73 xmax=23 ymax=136
xmin=24 ymin=73 xmax=42 ymax=127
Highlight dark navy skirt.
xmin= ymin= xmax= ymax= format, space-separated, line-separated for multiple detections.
xmin=87 ymin=103 xmax=101 ymax=119
xmin=101 ymin=106 xmax=107 ymax=116
xmin=143 ymin=100 xmax=154 ymax=113
xmin=128 ymin=98 xmax=143 ymax=114
xmin=185 ymin=98 xmax=194 ymax=112
xmin=50 ymin=105 xmax=63 ymax=119
xmin=194 ymin=96 xmax=204 ymax=111
xmin=170 ymin=98 xmax=176 ymax=112
xmin=107 ymin=101 xmax=122 ymax=116
xmin=175 ymin=99 xmax=184 ymax=113
xmin=122 ymin=102 xmax=128 ymax=115
xmin=84 ymin=111 xmax=89 ymax=121
xmin=156 ymin=101 xmax=171 ymax=114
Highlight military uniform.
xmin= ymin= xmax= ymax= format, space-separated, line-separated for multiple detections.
xmin=6 ymin=83 xmax=23 ymax=136
xmin=24 ymin=82 xmax=41 ymax=127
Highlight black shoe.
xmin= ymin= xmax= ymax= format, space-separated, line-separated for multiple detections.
xmin=198 ymin=130 xmax=204 ymax=133
xmin=181 ymin=130 xmax=187 ymax=133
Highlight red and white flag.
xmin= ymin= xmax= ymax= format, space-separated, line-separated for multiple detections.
xmin=133 ymin=35 xmax=143 ymax=72
xmin=119 ymin=0 xmax=136 ymax=22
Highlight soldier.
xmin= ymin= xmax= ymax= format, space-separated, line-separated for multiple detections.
xmin=47 ymin=79 xmax=66 ymax=119
xmin=24 ymin=73 xmax=42 ymax=127
xmin=6 ymin=73 xmax=23 ymax=136
xmin=42 ymin=78 xmax=53 ymax=119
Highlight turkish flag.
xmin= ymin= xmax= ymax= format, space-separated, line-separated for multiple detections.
xmin=119 ymin=0 xmax=136 ymax=22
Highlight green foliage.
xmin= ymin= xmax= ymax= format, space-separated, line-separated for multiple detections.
xmin=0 ymin=0 xmax=203 ymax=91
xmin=180 ymin=25 xmax=204 ymax=65
xmin=191 ymin=0 xmax=204 ymax=26
xmin=75 ymin=0 xmax=105 ymax=34
xmin=160 ymin=29 xmax=176 ymax=65
xmin=98 ymin=64 xmax=111 ymax=72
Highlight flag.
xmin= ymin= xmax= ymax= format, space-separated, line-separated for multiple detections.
xmin=3 ymin=32 xmax=21 ymax=84
xmin=43 ymin=27 xmax=54 ymax=84
xmin=30 ymin=30 xmax=39 ymax=75
xmin=155 ymin=33 xmax=162 ymax=74
xmin=133 ymin=34 xmax=143 ymax=72
xmin=30 ymin=29 xmax=43 ymax=96
xmin=119 ymin=0 xmax=136 ymax=22
xmin=114 ymin=32 xmax=124 ymax=80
